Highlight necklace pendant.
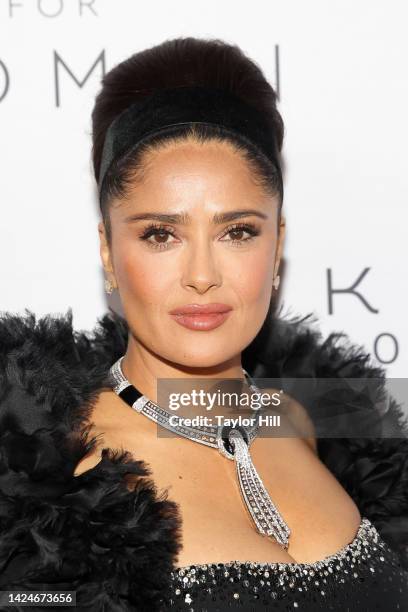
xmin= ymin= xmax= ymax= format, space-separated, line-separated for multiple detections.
xmin=228 ymin=429 xmax=291 ymax=549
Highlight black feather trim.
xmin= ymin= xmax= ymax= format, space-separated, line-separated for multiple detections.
xmin=0 ymin=308 xmax=182 ymax=611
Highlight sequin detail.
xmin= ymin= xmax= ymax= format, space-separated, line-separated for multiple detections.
xmin=160 ymin=517 xmax=408 ymax=611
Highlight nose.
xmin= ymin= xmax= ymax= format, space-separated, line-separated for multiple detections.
xmin=181 ymin=238 xmax=222 ymax=294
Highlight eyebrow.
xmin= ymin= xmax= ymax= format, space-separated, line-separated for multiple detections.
xmin=123 ymin=209 xmax=269 ymax=224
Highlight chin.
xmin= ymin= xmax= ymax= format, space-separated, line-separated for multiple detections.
xmin=170 ymin=351 xmax=237 ymax=372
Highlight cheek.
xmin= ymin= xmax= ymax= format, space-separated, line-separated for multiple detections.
xmin=113 ymin=243 xmax=174 ymax=307
xmin=227 ymin=246 xmax=275 ymax=309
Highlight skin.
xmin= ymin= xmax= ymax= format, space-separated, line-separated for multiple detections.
xmin=98 ymin=138 xmax=285 ymax=403
xmin=75 ymin=137 xmax=362 ymax=566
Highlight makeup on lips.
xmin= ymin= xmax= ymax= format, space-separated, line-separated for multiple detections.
xmin=169 ymin=303 xmax=233 ymax=331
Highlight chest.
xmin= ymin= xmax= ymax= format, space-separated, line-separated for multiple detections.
xmin=93 ymin=402 xmax=362 ymax=567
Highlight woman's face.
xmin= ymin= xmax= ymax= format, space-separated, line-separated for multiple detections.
xmin=99 ymin=139 xmax=285 ymax=370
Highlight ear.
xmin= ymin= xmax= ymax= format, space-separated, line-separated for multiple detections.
xmin=98 ymin=221 xmax=118 ymax=288
xmin=273 ymin=213 xmax=286 ymax=278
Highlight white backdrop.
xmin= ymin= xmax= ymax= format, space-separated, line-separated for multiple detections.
xmin=0 ymin=0 xmax=406 ymax=377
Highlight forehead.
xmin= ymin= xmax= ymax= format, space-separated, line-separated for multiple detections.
xmin=118 ymin=138 xmax=270 ymax=204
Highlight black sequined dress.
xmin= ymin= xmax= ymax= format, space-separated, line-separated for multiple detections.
xmin=161 ymin=518 xmax=408 ymax=611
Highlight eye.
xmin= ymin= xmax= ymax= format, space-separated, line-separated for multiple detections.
xmin=219 ymin=223 xmax=260 ymax=245
xmin=139 ymin=223 xmax=179 ymax=250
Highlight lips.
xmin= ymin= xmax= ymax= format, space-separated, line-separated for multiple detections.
xmin=169 ymin=303 xmax=233 ymax=331
xmin=169 ymin=303 xmax=232 ymax=315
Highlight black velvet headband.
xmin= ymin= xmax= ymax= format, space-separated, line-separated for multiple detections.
xmin=98 ymin=85 xmax=283 ymax=201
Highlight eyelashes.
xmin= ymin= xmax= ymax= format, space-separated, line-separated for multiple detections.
xmin=138 ymin=222 xmax=261 ymax=251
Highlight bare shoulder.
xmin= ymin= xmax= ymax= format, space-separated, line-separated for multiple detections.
xmin=72 ymin=389 xmax=159 ymax=481
xmin=261 ymin=387 xmax=317 ymax=454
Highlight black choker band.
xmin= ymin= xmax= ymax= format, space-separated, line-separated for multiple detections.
xmin=98 ymin=85 xmax=283 ymax=201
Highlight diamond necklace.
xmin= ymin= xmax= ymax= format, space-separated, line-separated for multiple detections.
xmin=108 ymin=356 xmax=291 ymax=549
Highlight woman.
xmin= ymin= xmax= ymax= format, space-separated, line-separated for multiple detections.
xmin=0 ymin=37 xmax=407 ymax=611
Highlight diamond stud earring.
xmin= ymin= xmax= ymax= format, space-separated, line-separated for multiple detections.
xmin=104 ymin=278 xmax=115 ymax=295
xmin=273 ymin=275 xmax=280 ymax=290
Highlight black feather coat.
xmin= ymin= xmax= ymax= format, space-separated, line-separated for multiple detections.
xmin=0 ymin=307 xmax=407 ymax=611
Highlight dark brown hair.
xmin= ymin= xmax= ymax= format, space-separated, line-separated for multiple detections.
xmin=91 ymin=37 xmax=285 ymax=244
